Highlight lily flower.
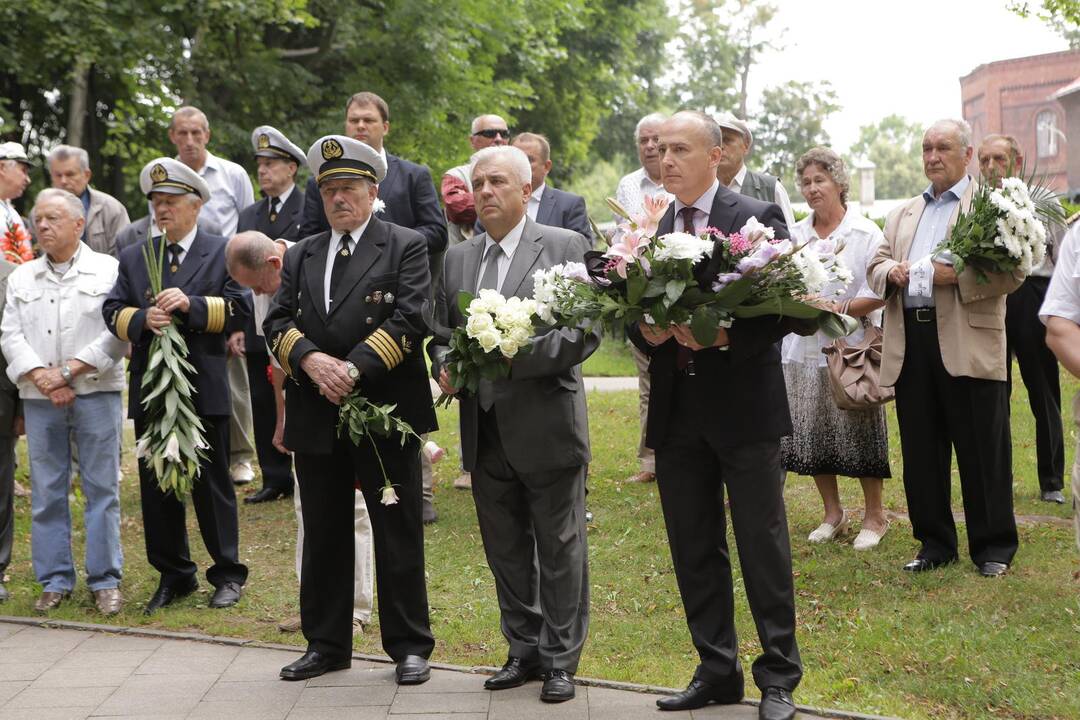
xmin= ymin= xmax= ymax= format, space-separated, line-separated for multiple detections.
xmin=164 ymin=433 xmax=181 ymax=463
xmin=381 ymin=484 xmax=400 ymax=506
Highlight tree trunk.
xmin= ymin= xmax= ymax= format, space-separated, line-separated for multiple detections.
xmin=737 ymin=45 xmax=750 ymax=119
xmin=66 ymin=61 xmax=91 ymax=147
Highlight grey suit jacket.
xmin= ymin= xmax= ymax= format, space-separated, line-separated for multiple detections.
xmin=535 ymin=185 xmax=593 ymax=245
xmin=0 ymin=259 xmax=19 ymax=433
xmin=429 ymin=218 xmax=598 ymax=474
xmin=114 ymin=215 xmax=225 ymax=256
xmin=84 ymin=188 xmax=131 ymax=257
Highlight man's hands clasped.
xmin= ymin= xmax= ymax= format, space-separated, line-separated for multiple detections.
xmin=637 ymin=320 xmax=728 ymax=351
xmin=145 ymin=288 xmax=191 ymax=335
xmin=300 ymin=351 xmax=356 ymax=405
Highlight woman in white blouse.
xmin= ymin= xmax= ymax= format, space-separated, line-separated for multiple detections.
xmin=780 ymin=148 xmax=891 ymax=550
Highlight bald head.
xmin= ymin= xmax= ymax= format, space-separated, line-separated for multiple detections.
xmin=658 ymin=111 xmax=724 ymax=204
xmin=226 ymin=231 xmax=288 ymax=296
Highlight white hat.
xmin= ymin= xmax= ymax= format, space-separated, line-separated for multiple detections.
xmin=716 ymin=114 xmax=753 ymax=149
xmin=139 ymin=157 xmax=211 ymax=202
xmin=307 ymin=135 xmax=386 ymax=186
xmin=0 ymin=142 xmax=31 ymax=166
xmin=251 ymin=126 xmax=306 ymax=167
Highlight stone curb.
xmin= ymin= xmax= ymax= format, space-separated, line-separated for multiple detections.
xmin=0 ymin=615 xmax=902 ymax=720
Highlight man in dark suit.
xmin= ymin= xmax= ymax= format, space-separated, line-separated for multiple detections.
xmin=103 ymin=158 xmax=252 ymax=614
xmin=510 ymin=132 xmax=592 ymax=245
xmin=430 ymin=146 xmax=597 ymax=704
xmin=628 ymin=111 xmax=800 ymax=720
xmin=236 ymin=126 xmax=306 ymax=504
xmin=266 ymin=135 xmax=437 ymax=684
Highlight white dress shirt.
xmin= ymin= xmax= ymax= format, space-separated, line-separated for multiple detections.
xmin=268 ymin=183 xmax=295 ymax=216
xmin=1 ymin=242 xmax=127 ymax=398
xmin=325 ymin=220 xmax=371 ymax=312
xmin=189 ymin=151 xmax=255 ymax=238
xmin=728 ymin=165 xmax=796 ymax=229
xmin=526 ymin=184 xmax=545 ymax=222
xmin=614 ymin=167 xmax=671 ymax=221
xmin=161 ymin=225 xmax=197 ymax=266
xmin=1040 ymin=223 xmax=1080 ymax=326
xmin=477 ymin=214 xmax=526 ymax=292
xmin=781 ymin=207 xmax=886 ymax=366
xmin=673 ymin=180 xmax=720 ymax=234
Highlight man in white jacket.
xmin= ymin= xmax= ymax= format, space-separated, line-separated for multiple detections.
xmin=1 ymin=188 xmax=127 ymax=615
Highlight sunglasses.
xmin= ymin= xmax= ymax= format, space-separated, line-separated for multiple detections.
xmin=473 ymin=129 xmax=511 ymax=139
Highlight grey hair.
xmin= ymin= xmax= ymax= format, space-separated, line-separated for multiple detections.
xmin=47 ymin=145 xmax=90 ymax=171
xmin=796 ymin=147 xmax=850 ymax=205
xmin=980 ymin=133 xmax=1022 ymax=160
xmin=170 ymin=105 xmax=210 ymax=131
xmin=927 ymin=118 xmax=972 ymax=148
xmin=470 ymin=114 xmax=507 ymax=134
xmin=32 ymin=188 xmax=85 ymax=221
xmin=671 ymin=110 xmax=724 ymax=147
xmin=226 ymin=231 xmax=276 ymax=273
xmin=635 ymin=113 xmax=667 ymax=140
xmin=469 ymin=145 xmax=531 ymax=186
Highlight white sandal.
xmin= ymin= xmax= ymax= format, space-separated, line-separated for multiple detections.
xmin=853 ymin=522 xmax=889 ymax=550
xmin=808 ymin=510 xmax=848 ymax=543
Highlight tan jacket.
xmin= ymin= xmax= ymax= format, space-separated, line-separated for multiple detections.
xmin=867 ymin=179 xmax=1023 ymax=386
xmin=84 ymin=188 xmax=130 ymax=257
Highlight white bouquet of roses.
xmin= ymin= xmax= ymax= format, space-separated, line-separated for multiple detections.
xmin=435 ymin=289 xmax=538 ymax=408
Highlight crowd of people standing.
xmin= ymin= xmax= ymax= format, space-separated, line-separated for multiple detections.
xmin=0 ymin=88 xmax=1077 ymax=720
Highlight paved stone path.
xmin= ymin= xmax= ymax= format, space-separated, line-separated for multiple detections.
xmin=0 ymin=620 xmax=893 ymax=720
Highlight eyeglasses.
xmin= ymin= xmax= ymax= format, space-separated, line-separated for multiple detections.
xmin=473 ymin=129 xmax=511 ymax=139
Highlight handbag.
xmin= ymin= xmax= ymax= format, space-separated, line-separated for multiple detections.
xmin=821 ymin=301 xmax=895 ymax=411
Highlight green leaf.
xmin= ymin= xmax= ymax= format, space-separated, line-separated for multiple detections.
xmin=457 ymin=290 xmax=475 ymax=316
xmin=690 ymin=305 xmax=720 ymax=346
xmin=625 ymin=271 xmax=647 ymax=305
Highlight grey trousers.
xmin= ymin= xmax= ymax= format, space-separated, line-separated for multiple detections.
xmin=0 ymin=436 xmax=13 ymax=577
xmin=471 ymin=409 xmax=589 ymax=672
xmin=227 ymin=355 xmax=256 ymax=466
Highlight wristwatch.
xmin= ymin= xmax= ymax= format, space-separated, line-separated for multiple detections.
xmin=60 ymin=364 xmax=73 ymax=384
xmin=344 ymin=361 xmax=360 ymax=380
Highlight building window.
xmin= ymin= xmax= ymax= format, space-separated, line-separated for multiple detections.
xmin=1037 ymin=110 xmax=1059 ymax=158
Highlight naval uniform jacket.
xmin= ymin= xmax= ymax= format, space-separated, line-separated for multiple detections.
xmin=103 ymin=229 xmax=251 ymax=421
xmin=263 ymin=217 xmax=438 ymax=455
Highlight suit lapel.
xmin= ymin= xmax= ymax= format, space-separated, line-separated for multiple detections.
xmin=463 ymin=234 xmax=486 ymax=295
xmin=169 ymin=230 xmax=211 ymax=289
xmin=378 ymin=154 xmax=402 ymax=223
xmin=535 ymin=187 xmax=555 ymax=227
xmin=329 ymin=217 xmax=386 ymax=316
xmin=303 ymin=232 xmax=331 ymax=323
xmin=658 ymin=205 xmax=675 ymax=236
xmin=501 ymin=219 xmax=543 ymax=297
xmin=897 ymin=196 xmax=927 ymax=261
xmin=707 ymin=186 xmax=742 ymax=234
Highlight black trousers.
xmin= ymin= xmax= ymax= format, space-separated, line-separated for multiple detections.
xmin=1006 ymin=276 xmax=1065 ymax=492
xmin=244 ymin=349 xmax=293 ymax=492
xmin=294 ymin=434 xmax=433 ymax=661
xmin=136 ymin=415 xmax=248 ymax=589
xmin=654 ymin=375 xmax=802 ymax=693
xmin=894 ymin=315 xmax=1018 ymax=566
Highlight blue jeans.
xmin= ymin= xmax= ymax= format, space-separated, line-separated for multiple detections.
xmin=24 ymin=392 xmax=123 ymax=593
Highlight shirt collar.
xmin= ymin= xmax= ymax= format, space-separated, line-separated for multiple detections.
xmin=487 ymin=214 xmax=527 ymax=258
xmin=923 ymin=175 xmax=970 ymax=203
xmin=806 ymin=204 xmax=858 ymax=240
xmin=171 ymin=225 xmax=198 ymax=253
xmin=40 ymin=242 xmax=87 ymax=279
xmin=638 ymin=168 xmax=663 ymax=193
xmin=531 ymin=183 xmax=546 ymax=203
xmin=187 ymin=150 xmax=222 ymax=177
xmin=272 ymin=183 xmax=295 ymax=205
xmin=675 ymin=179 xmax=720 ymax=219
xmin=728 ymin=164 xmax=748 ymax=191
xmin=331 ymin=215 xmax=372 ymax=248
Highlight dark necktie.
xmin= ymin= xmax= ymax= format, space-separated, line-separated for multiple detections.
xmin=477 ymin=243 xmax=503 ymax=292
xmin=166 ymin=243 xmax=183 ymax=276
xmin=676 ymin=206 xmax=698 ymax=371
xmin=269 ymin=197 xmax=280 ymax=223
xmin=329 ymin=233 xmax=353 ymax=308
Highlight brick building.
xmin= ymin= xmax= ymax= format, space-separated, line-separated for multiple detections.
xmin=960 ymin=49 xmax=1080 ymax=194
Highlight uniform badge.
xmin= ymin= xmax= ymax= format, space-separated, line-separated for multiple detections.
xmin=271 ymin=332 xmax=282 ymax=353
xmin=400 ymin=335 xmax=413 ymax=355
xmin=321 ymin=138 xmax=344 ymax=160
xmin=364 ymin=295 xmax=372 ymax=303
xmin=372 ymin=290 xmax=383 ymax=304
xmin=150 ymin=163 xmax=168 ymax=183
xmin=257 ymin=133 xmax=271 ymax=150
xmin=110 ymin=310 xmax=118 ymax=326
xmin=384 ymin=292 xmax=394 ymax=304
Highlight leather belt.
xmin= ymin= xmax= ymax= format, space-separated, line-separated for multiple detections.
xmin=905 ymin=307 xmax=936 ymax=323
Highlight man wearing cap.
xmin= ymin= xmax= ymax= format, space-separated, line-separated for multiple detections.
xmin=0 ymin=142 xmax=32 ymax=241
xmin=47 ymin=145 xmax=130 ymax=257
xmin=169 ymin=105 xmax=258 ymax=487
xmin=104 ymin=157 xmax=252 ymax=614
xmin=266 ymin=135 xmax=437 ymax=683
xmin=715 ymin=115 xmax=796 ymax=229
xmin=236 ymin=126 xmax=306 ymax=505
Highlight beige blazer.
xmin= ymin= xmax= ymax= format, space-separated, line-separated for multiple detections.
xmin=84 ymin=188 xmax=130 ymax=257
xmin=867 ymin=179 xmax=1023 ymax=386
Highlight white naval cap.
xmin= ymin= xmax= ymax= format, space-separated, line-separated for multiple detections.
xmin=252 ymin=125 xmax=307 ymax=167
xmin=0 ymin=142 xmax=31 ymax=166
xmin=139 ymin=157 xmax=211 ymax=202
xmin=307 ymin=135 xmax=386 ymax=186
xmin=715 ymin=113 xmax=753 ymax=149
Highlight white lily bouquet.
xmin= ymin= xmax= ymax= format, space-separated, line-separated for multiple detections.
xmin=434 ymin=289 xmax=538 ymax=408
xmin=933 ymin=175 xmax=1065 ymax=284
xmin=135 ymin=233 xmax=209 ymax=497
xmin=337 ymin=391 xmax=421 ymax=506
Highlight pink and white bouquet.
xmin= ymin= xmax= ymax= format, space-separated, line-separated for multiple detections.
xmin=533 ymin=195 xmax=857 ymax=344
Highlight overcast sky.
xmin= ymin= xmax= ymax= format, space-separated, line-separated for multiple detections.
xmin=743 ymin=0 xmax=1069 ymax=152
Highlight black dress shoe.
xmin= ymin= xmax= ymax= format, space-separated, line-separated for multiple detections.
xmin=657 ymin=677 xmax=744 ymax=711
xmin=144 ymin=577 xmax=198 ymax=615
xmin=395 ymin=654 xmax=430 ymax=685
xmin=902 ymin=556 xmax=956 ymax=573
xmin=280 ymin=650 xmax=351 ymax=681
xmin=209 ymin=581 xmax=243 ymax=608
xmin=540 ymin=669 xmax=575 ymax=703
xmin=758 ymin=687 xmax=796 ymax=720
xmin=244 ymin=487 xmax=291 ymax=504
xmin=485 ymin=656 xmax=541 ymax=690
xmin=978 ymin=561 xmax=1008 ymax=577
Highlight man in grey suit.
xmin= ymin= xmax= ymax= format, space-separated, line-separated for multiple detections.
xmin=0 ymin=257 xmax=20 ymax=602
xmin=510 ymin=133 xmax=593 ymax=245
xmin=429 ymin=145 xmax=597 ymax=704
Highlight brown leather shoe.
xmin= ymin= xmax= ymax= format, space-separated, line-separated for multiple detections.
xmin=452 ymin=473 xmax=472 ymax=490
xmin=93 ymin=588 xmax=123 ymax=615
xmin=278 ymin=614 xmax=302 ymax=633
xmin=625 ymin=471 xmax=655 ymax=483
xmin=34 ymin=591 xmax=69 ymax=613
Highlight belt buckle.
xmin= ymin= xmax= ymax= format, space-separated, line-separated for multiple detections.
xmin=915 ymin=307 xmax=933 ymax=323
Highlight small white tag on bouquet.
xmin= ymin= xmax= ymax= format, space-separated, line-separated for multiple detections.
xmin=907 ymin=255 xmax=935 ymax=299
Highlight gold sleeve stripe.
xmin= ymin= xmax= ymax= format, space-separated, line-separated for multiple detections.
xmin=278 ymin=328 xmax=304 ymax=377
xmin=365 ymin=328 xmax=403 ymax=369
xmin=116 ymin=307 xmax=138 ymax=342
xmin=205 ymin=297 xmax=226 ymax=333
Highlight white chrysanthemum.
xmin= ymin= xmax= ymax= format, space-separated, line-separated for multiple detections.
xmin=653 ymin=232 xmax=713 ymax=262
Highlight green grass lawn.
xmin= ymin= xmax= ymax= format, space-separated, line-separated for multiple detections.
xmin=581 ymin=335 xmax=638 ymax=377
xmin=1 ymin=366 xmax=1077 ymax=719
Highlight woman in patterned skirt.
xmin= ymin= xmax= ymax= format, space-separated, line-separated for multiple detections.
xmin=781 ymin=147 xmax=891 ymax=550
